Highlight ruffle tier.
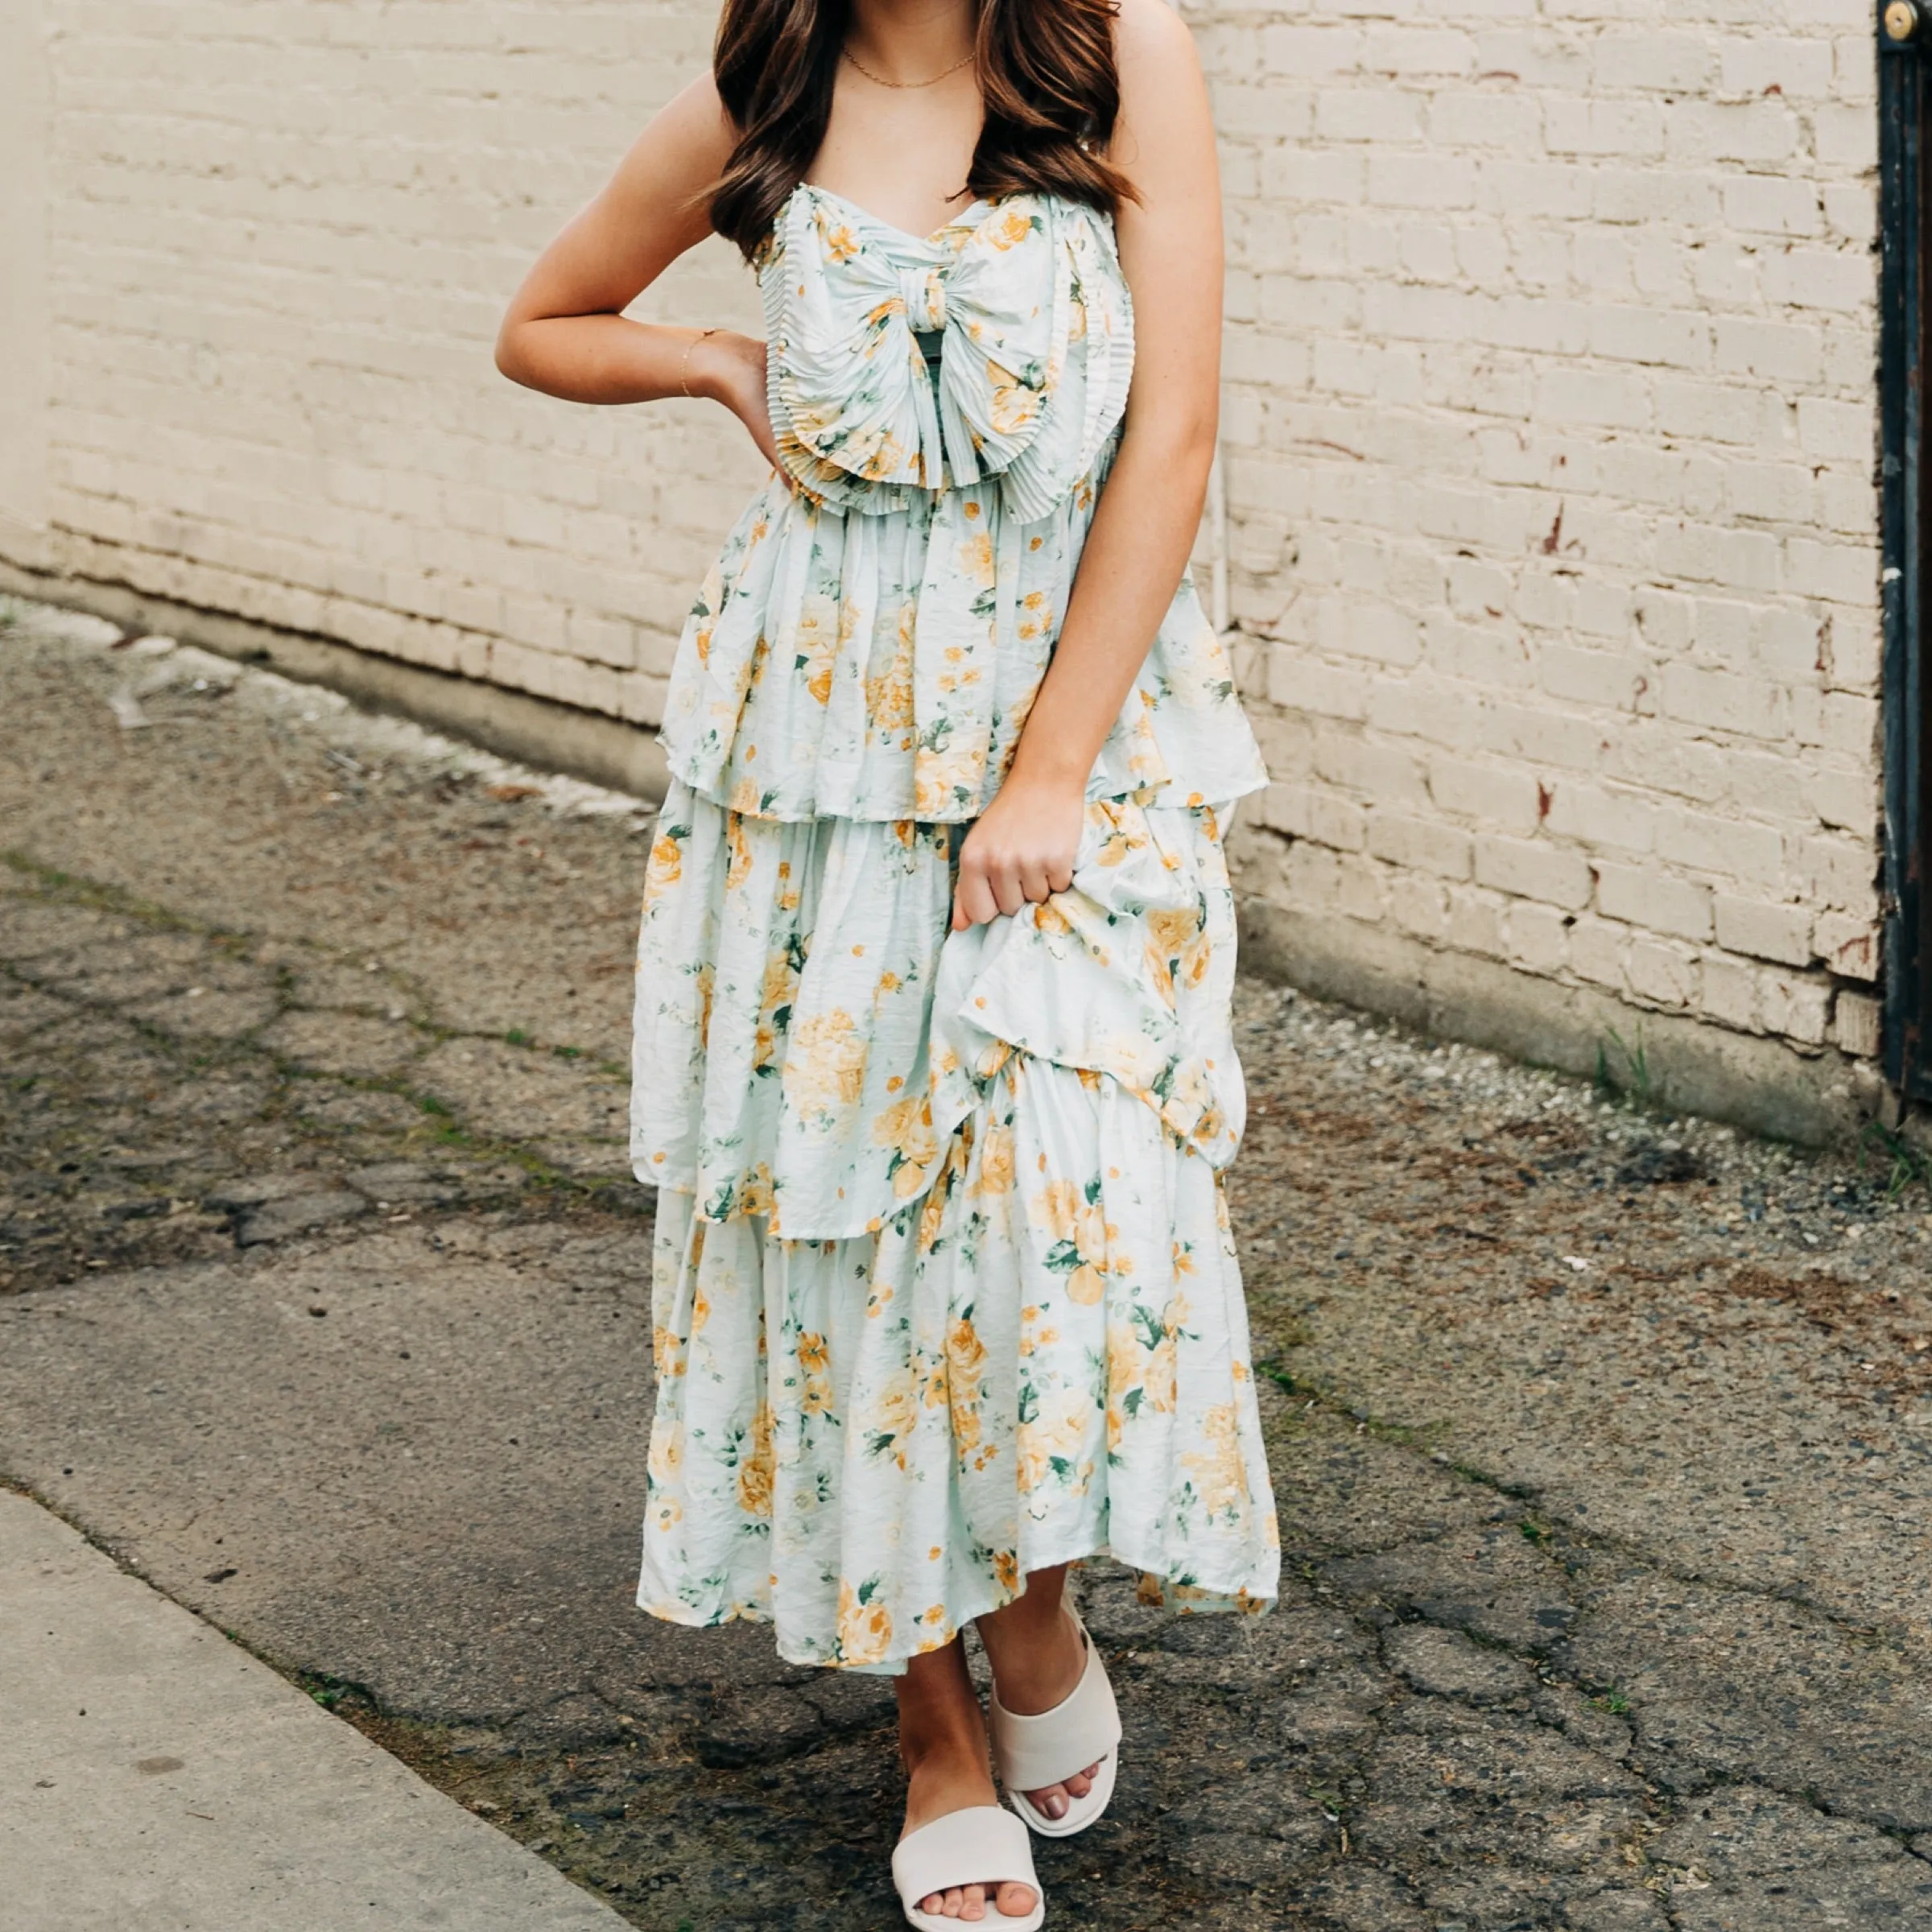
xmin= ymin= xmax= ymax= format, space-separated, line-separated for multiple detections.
xmin=655 ymin=475 xmax=1267 ymax=827
xmin=632 ymin=784 xmax=1249 ymax=1243
xmin=635 ymin=803 xmax=1281 ymax=1672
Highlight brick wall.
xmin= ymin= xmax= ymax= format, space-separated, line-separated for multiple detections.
xmin=1202 ymin=0 xmax=1885 ymax=1092
xmin=0 ymin=0 xmax=1889 ymax=1112
xmin=4 ymin=0 xmax=766 ymax=726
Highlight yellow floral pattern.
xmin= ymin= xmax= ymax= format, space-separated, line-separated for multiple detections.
xmin=656 ymin=188 xmax=1265 ymax=828
xmin=631 ymin=184 xmax=1278 ymax=1673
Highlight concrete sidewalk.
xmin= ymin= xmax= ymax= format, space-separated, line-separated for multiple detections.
xmin=0 ymin=1488 xmax=628 ymax=1932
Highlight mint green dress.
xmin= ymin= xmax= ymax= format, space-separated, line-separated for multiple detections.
xmin=630 ymin=183 xmax=1280 ymax=1672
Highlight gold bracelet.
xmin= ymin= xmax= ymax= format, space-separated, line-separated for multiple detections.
xmin=680 ymin=327 xmax=720 ymax=398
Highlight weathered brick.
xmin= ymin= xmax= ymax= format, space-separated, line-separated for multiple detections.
xmin=1594 ymin=864 xmax=1715 ymax=943
xmin=1699 ymin=952 xmax=1760 ymax=1032
xmin=1717 ymin=37 xmax=1835 ymax=101
xmin=1814 ymin=910 xmax=1880 ymax=984
xmin=1713 ymin=895 xmax=1813 ymax=968
xmin=1475 ymin=834 xmax=1592 ymax=909
xmin=1758 ymin=969 xmax=1833 ymax=1046
xmin=1628 ymin=937 xmax=1699 ymax=1010
xmin=1504 ymin=899 xmax=1570 ymax=976
xmin=1656 ymin=808 xmax=1786 ymax=893
xmin=1428 ymin=754 xmax=1543 ymax=836
xmin=1761 ymin=248 xmax=1874 ymax=316
xmin=1447 ymin=883 xmax=1507 ymax=958
xmin=1834 ymin=989 xmax=1881 ymax=1058
xmin=1568 ymin=916 xmax=1629 ymax=991
xmin=1390 ymin=872 xmax=1452 ymax=943
xmin=1367 ymin=812 xmax=1474 ymax=881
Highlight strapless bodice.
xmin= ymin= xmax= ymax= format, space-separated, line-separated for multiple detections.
xmin=762 ymin=185 xmax=1134 ymax=520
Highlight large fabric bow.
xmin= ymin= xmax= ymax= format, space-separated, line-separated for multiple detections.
xmin=765 ymin=190 xmax=1071 ymax=505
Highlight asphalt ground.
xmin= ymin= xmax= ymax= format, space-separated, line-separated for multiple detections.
xmin=6 ymin=593 xmax=1932 ymax=1930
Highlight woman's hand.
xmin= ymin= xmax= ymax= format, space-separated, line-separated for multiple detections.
xmin=951 ymin=774 xmax=1086 ymax=931
xmin=688 ymin=331 xmax=785 ymax=476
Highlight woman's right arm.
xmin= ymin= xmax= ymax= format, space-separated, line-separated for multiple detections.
xmin=493 ymin=75 xmax=778 ymax=467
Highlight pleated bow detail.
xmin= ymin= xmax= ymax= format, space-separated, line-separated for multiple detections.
xmin=762 ymin=186 xmax=1133 ymax=522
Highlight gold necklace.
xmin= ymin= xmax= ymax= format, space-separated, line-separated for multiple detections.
xmin=840 ymin=43 xmax=976 ymax=89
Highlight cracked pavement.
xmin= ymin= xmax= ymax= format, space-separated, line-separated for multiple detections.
xmin=6 ymin=594 xmax=1932 ymax=1930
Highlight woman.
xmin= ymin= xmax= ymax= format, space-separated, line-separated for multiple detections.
xmin=497 ymin=0 xmax=1278 ymax=1920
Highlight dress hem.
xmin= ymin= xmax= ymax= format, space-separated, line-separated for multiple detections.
xmin=638 ymin=1535 xmax=1278 ymax=1678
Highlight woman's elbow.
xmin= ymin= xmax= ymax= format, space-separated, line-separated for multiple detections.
xmin=494 ymin=318 xmax=532 ymax=387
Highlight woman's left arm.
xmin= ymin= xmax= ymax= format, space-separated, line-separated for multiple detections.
xmin=949 ymin=0 xmax=1224 ymax=930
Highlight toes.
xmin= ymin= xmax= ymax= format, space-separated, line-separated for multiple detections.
xmin=919 ymin=1880 xmax=1035 ymax=1923
xmin=1029 ymin=1781 xmax=1070 ymax=1820
xmin=1024 ymin=1763 xmax=1106 ymax=1816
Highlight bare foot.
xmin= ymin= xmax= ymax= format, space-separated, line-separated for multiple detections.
xmin=898 ymin=1643 xmax=1038 ymax=1923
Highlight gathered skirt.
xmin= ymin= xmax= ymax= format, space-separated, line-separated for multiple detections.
xmin=631 ymin=778 xmax=1282 ymax=1672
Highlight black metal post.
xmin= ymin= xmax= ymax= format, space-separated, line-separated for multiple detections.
xmin=1880 ymin=0 xmax=1931 ymax=1096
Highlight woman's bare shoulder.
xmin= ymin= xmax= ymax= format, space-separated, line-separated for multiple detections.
xmin=1110 ymin=0 xmax=1203 ymax=80
xmin=639 ymin=68 xmax=740 ymax=185
xmin=1106 ymin=0 xmax=1213 ymax=196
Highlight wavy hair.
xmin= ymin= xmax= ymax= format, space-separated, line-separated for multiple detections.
xmin=709 ymin=0 xmax=1135 ymax=261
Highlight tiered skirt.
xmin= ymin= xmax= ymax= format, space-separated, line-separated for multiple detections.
xmin=630 ymin=479 xmax=1281 ymax=1673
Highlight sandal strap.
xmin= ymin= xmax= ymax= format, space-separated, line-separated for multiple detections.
xmin=892 ymin=1806 xmax=1039 ymax=1906
xmin=989 ymin=1616 xmax=1123 ymax=1794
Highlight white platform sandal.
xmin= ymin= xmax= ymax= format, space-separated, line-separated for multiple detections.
xmin=892 ymin=1806 xmax=1046 ymax=1931
xmin=989 ymin=1614 xmax=1123 ymax=1838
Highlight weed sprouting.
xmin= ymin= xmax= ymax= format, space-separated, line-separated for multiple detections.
xmin=1859 ymin=1118 xmax=1932 ymax=1201
xmin=1596 ymin=1023 xmax=1655 ymax=1109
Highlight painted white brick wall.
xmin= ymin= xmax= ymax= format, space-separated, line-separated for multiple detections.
xmin=0 ymin=0 xmax=1887 ymax=1075
xmin=10 ymin=0 xmax=766 ymax=727
xmin=1206 ymin=0 xmax=1885 ymax=1067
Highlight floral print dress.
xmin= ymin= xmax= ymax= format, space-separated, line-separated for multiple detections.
xmin=631 ymin=183 xmax=1281 ymax=1672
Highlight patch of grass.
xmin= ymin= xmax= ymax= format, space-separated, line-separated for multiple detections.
xmin=1257 ymin=1357 xmax=1304 ymax=1396
xmin=1596 ymin=1023 xmax=1656 ymax=1109
xmin=1589 ymin=1686 xmax=1631 ymax=1715
xmin=1859 ymin=1118 xmax=1932 ymax=1202
xmin=298 ymin=1670 xmax=377 ymax=1715
xmin=1519 ymin=1517 xmax=1554 ymax=1550
xmin=417 ymin=1093 xmax=452 ymax=1117
xmin=506 ymin=1027 xmax=532 ymax=1046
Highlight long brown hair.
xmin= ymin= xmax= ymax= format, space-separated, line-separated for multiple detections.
xmin=709 ymin=0 xmax=1135 ymax=261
